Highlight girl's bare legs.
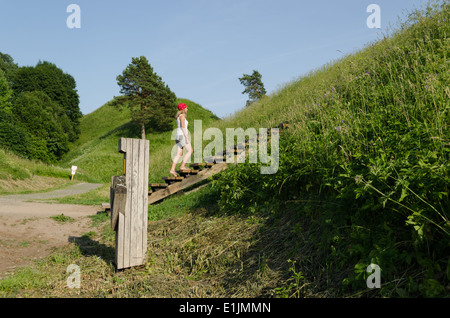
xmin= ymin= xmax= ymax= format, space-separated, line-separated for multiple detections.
xmin=170 ymin=147 xmax=183 ymax=177
xmin=180 ymin=143 xmax=193 ymax=170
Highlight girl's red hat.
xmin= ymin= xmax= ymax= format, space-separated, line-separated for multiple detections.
xmin=178 ymin=103 xmax=187 ymax=111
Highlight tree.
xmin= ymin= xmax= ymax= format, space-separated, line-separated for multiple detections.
xmin=0 ymin=69 xmax=12 ymax=113
xmin=0 ymin=52 xmax=18 ymax=84
xmin=11 ymin=61 xmax=81 ymax=141
xmin=13 ymin=91 xmax=69 ymax=161
xmin=115 ymin=56 xmax=177 ymax=139
xmin=239 ymin=70 xmax=267 ymax=106
xmin=0 ymin=53 xmax=77 ymax=162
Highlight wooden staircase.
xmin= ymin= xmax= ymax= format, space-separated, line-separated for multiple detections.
xmin=148 ymin=122 xmax=289 ymax=205
xmin=148 ymin=162 xmax=227 ymax=205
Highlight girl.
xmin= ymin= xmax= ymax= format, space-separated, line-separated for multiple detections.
xmin=170 ymin=103 xmax=192 ymax=177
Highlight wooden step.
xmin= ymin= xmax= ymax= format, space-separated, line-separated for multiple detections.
xmin=267 ymin=127 xmax=281 ymax=135
xmin=149 ymin=183 xmax=168 ymax=192
xmin=190 ymin=163 xmax=214 ymax=170
xmin=189 ymin=163 xmax=202 ymax=169
xmin=218 ymin=148 xmax=245 ymax=157
xmin=147 ymin=122 xmax=288 ymax=205
xmin=149 ymin=163 xmax=228 ymax=205
xmin=277 ymin=121 xmax=290 ymax=129
xmin=177 ymin=169 xmax=199 ymax=176
xmin=162 ymin=176 xmax=184 ymax=185
xmin=204 ymin=155 xmax=225 ymax=163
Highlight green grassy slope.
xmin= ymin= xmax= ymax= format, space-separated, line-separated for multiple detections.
xmin=1 ymin=97 xmax=219 ymax=194
xmin=59 ymin=98 xmax=220 ymax=183
xmin=1 ymin=2 xmax=448 ymax=298
xmin=0 ymin=145 xmax=98 ymax=194
xmin=209 ymin=2 xmax=449 ymax=297
xmin=0 ymin=147 xmax=72 ymax=194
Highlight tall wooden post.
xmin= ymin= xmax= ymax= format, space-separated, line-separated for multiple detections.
xmin=110 ymin=138 xmax=149 ymax=270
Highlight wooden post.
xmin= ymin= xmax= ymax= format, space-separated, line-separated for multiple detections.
xmin=111 ymin=138 xmax=149 ymax=270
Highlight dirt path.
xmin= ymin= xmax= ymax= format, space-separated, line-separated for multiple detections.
xmin=0 ymin=183 xmax=103 ymax=279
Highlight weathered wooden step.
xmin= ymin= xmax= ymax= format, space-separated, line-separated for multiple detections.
xmin=162 ymin=176 xmax=184 ymax=185
xmin=190 ymin=163 xmax=214 ymax=170
xmin=177 ymin=169 xmax=199 ymax=176
xmin=277 ymin=121 xmax=290 ymax=129
xmin=150 ymin=183 xmax=168 ymax=192
xmin=223 ymin=147 xmax=245 ymax=155
xmin=267 ymin=127 xmax=281 ymax=135
xmin=149 ymin=162 xmax=228 ymax=205
xmin=204 ymin=155 xmax=225 ymax=163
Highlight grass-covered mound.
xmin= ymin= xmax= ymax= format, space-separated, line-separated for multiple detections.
xmin=59 ymin=98 xmax=220 ymax=183
xmin=210 ymin=2 xmax=449 ymax=297
xmin=1 ymin=2 xmax=448 ymax=299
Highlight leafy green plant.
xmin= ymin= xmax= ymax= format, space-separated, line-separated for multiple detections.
xmin=275 ymin=260 xmax=307 ymax=298
xmin=50 ymin=214 xmax=74 ymax=223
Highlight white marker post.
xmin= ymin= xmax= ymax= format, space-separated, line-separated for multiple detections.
xmin=71 ymin=166 xmax=78 ymax=181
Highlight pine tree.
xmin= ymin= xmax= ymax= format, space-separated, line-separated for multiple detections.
xmin=239 ymin=70 xmax=267 ymax=106
xmin=115 ymin=56 xmax=177 ymax=139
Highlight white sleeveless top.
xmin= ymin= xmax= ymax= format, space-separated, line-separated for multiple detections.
xmin=176 ymin=115 xmax=188 ymax=136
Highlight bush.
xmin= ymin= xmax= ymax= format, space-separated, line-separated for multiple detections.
xmin=0 ymin=119 xmax=30 ymax=158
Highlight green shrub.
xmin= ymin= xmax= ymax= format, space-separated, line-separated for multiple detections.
xmin=0 ymin=120 xmax=30 ymax=158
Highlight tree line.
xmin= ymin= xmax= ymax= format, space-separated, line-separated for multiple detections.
xmin=0 ymin=52 xmax=82 ymax=163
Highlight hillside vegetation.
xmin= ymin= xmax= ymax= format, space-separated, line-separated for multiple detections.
xmin=210 ymin=2 xmax=449 ymax=296
xmin=59 ymin=98 xmax=219 ymax=183
xmin=0 ymin=58 xmax=81 ymax=163
xmin=0 ymin=147 xmax=75 ymax=194
xmin=0 ymin=2 xmax=448 ymax=298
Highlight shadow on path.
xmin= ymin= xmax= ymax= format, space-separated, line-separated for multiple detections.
xmin=68 ymin=234 xmax=116 ymax=268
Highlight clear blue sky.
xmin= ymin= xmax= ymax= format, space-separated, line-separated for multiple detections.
xmin=0 ymin=0 xmax=431 ymax=118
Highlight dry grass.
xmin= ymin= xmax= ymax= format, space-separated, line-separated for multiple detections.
xmin=0 ymin=199 xmax=353 ymax=298
xmin=1 ymin=200 xmax=333 ymax=298
xmin=0 ymin=176 xmax=71 ymax=195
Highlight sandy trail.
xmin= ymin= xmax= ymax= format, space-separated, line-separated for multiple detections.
xmin=0 ymin=183 xmax=103 ymax=279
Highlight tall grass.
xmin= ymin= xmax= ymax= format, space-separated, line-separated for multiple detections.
xmin=211 ymin=1 xmax=449 ymax=297
xmin=0 ymin=146 xmax=99 ymax=195
xmin=0 ymin=147 xmax=71 ymax=181
xmin=1 ymin=1 xmax=448 ymax=299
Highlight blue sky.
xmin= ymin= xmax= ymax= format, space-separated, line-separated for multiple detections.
xmin=0 ymin=0 xmax=431 ymax=118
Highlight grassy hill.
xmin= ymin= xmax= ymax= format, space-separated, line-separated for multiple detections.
xmin=209 ymin=2 xmax=450 ymax=297
xmin=0 ymin=147 xmax=72 ymax=194
xmin=59 ymin=98 xmax=220 ymax=184
xmin=0 ymin=2 xmax=448 ymax=298
xmin=0 ymin=145 xmax=101 ymax=194
xmin=0 ymin=97 xmax=219 ymax=194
